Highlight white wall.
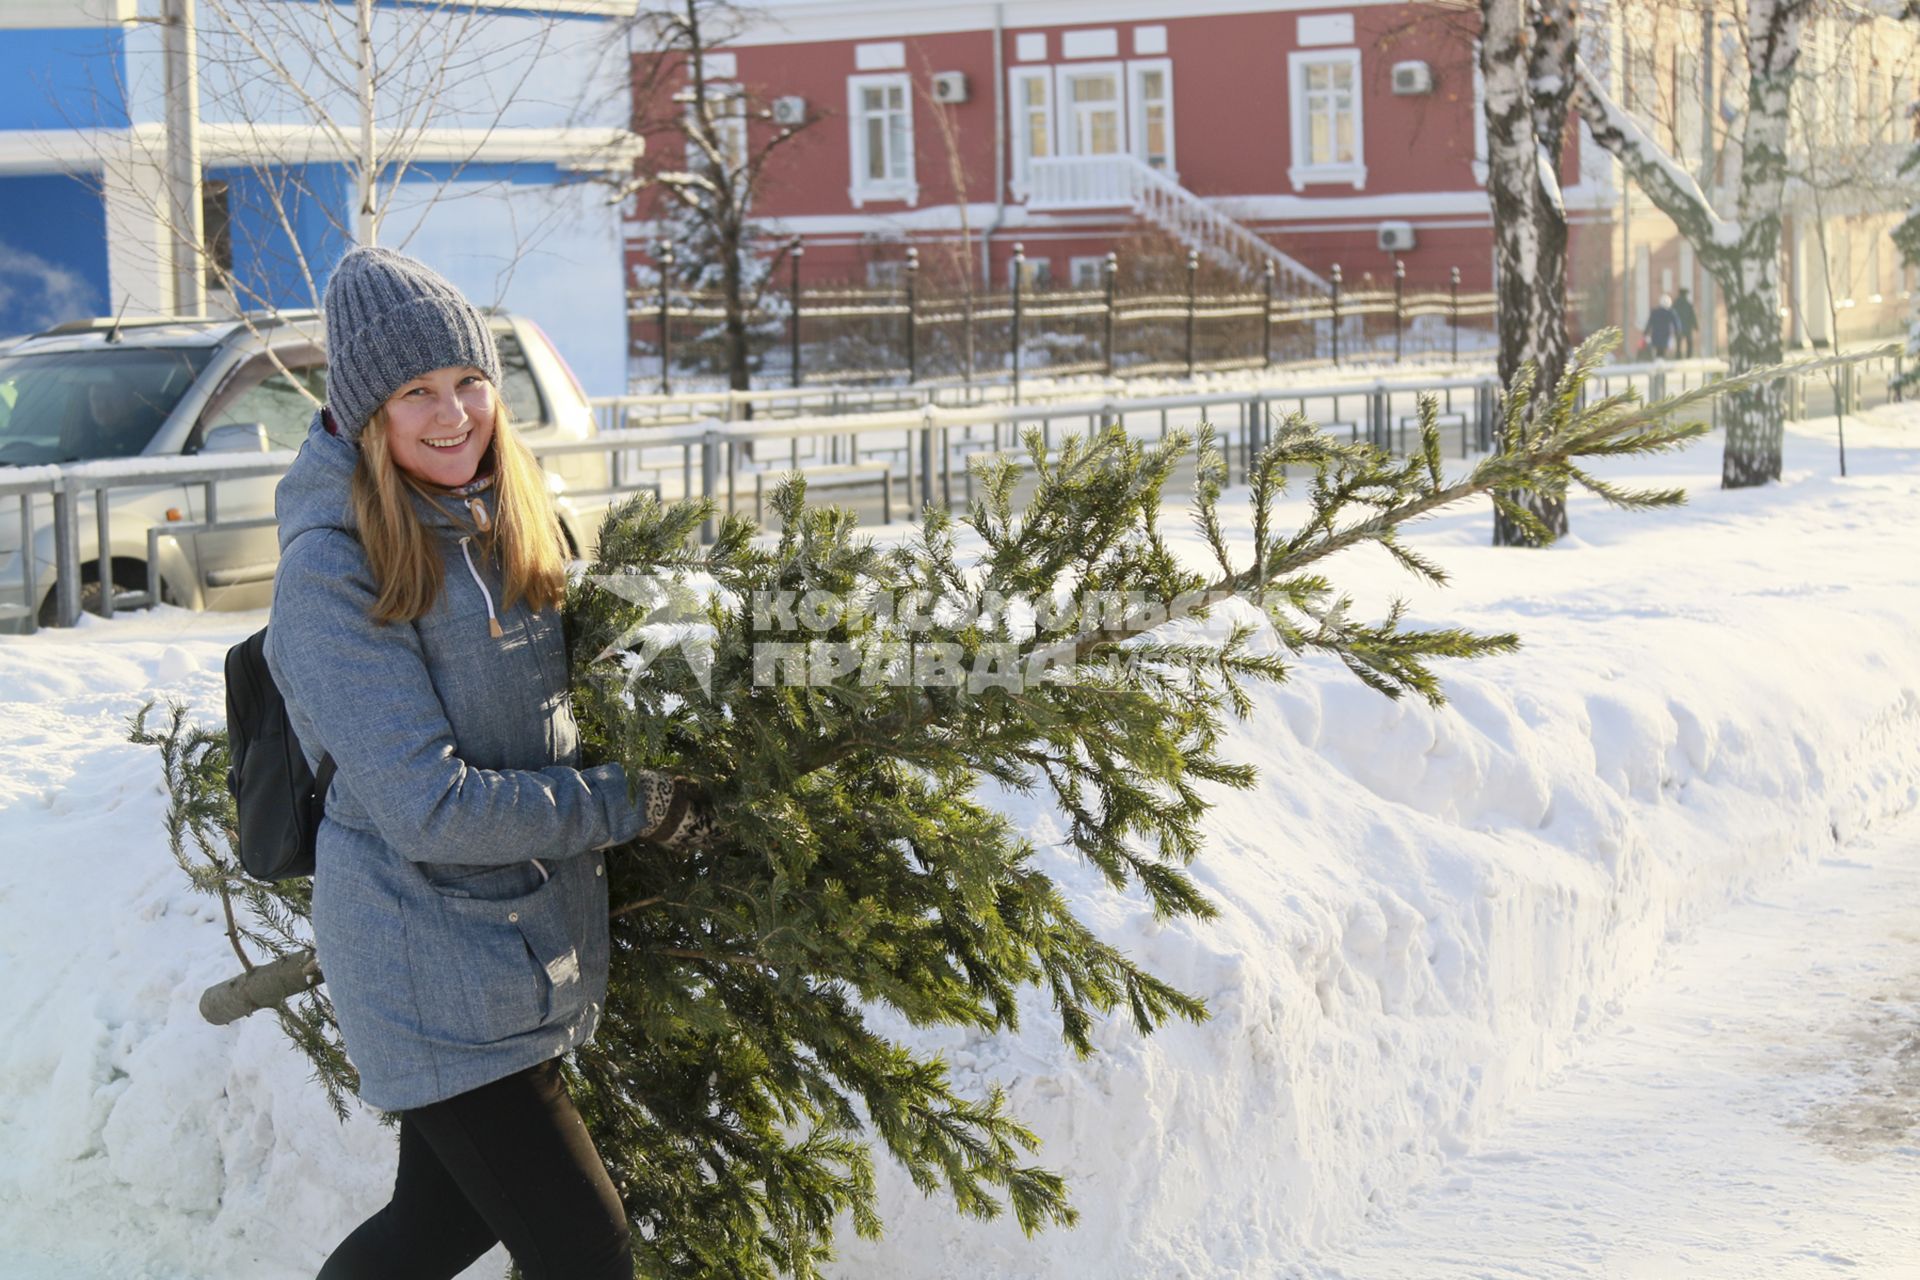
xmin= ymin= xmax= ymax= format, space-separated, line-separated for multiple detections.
xmin=382 ymin=177 xmax=627 ymax=397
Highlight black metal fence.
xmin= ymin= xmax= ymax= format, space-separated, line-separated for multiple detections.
xmin=630 ymin=246 xmax=1499 ymax=395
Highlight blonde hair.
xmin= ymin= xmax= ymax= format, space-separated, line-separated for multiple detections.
xmin=351 ymin=390 xmax=568 ymax=625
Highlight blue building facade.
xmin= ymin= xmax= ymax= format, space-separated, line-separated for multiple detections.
xmin=0 ymin=0 xmax=639 ymax=395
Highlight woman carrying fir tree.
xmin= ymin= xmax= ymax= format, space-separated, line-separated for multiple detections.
xmin=265 ymin=245 xmax=714 ymax=1280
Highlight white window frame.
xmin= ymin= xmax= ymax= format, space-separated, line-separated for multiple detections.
xmin=1128 ymin=57 xmax=1175 ymax=176
xmin=846 ymin=72 xmax=917 ymax=206
xmin=1009 ymin=255 xmax=1052 ymax=289
xmin=1069 ymin=255 xmax=1108 ymax=289
xmin=1055 ymin=61 xmax=1127 ymax=158
xmin=1287 ymin=48 xmax=1366 ymax=191
xmin=1009 ymin=65 xmax=1056 ymax=195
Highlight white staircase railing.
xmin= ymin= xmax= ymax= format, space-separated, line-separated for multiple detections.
xmin=1024 ymin=154 xmax=1326 ymax=292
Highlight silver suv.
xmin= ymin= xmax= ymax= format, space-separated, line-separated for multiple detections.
xmin=0 ymin=310 xmax=612 ymax=632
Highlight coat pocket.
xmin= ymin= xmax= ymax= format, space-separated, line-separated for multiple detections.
xmin=420 ymin=859 xmax=546 ymax=901
xmin=412 ymin=872 xmax=586 ymax=1044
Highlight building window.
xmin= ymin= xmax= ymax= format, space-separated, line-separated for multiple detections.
xmin=847 ymin=73 xmax=915 ymax=205
xmin=1287 ymin=49 xmax=1365 ymax=190
xmin=1130 ymin=59 xmax=1173 ymax=172
xmin=1070 ymin=255 xmax=1108 ymax=289
xmin=1009 ymin=255 xmax=1052 ymax=289
xmin=1625 ymin=38 xmax=1659 ymax=134
xmin=1015 ymin=59 xmax=1176 ymax=194
xmin=1673 ymin=51 xmax=1703 ymax=168
xmin=1059 ymin=64 xmax=1124 ymax=156
xmin=201 ymin=178 xmax=233 ymax=290
xmin=1010 ymin=66 xmax=1054 ymax=190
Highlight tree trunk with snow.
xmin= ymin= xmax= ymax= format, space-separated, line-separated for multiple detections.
xmin=1895 ymin=12 xmax=1919 ymax=396
xmin=1483 ymin=0 xmax=1575 ymax=545
xmin=1575 ymin=0 xmax=1810 ymax=489
xmin=719 ymin=220 xmax=754 ymax=393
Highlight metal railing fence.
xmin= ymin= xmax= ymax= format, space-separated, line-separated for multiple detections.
xmin=9 ymin=347 xmax=1906 ymax=631
xmin=632 ymin=254 xmax=1500 ymax=395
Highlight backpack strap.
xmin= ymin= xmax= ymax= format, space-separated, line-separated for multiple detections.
xmin=314 ymin=753 xmax=338 ymax=805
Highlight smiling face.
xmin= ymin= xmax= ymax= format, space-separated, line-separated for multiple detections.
xmin=377 ymin=365 xmax=497 ymax=487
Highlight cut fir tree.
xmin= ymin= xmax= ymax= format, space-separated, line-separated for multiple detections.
xmin=139 ymin=332 xmax=1866 ymax=1277
xmin=554 ymin=330 xmax=1738 ymax=1277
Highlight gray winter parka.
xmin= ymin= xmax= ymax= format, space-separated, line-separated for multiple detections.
xmin=264 ymin=410 xmax=648 ymax=1111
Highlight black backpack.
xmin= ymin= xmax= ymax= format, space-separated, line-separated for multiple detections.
xmin=224 ymin=627 xmax=337 ymax=882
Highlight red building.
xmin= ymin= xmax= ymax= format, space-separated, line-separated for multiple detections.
xmin=625 ymin=0 xmax=1911 ymax=366
xmin=627 ymin=2 xmax=1618 ymax=295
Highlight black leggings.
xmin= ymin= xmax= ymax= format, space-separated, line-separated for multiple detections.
xmin=317 ymin=1057 xmax=631 ymax=1280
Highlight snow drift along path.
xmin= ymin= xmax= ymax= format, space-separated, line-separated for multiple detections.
xmin=0 ymin=405 xmax=1917 ymax=1278
xmin=830 ymin=407 xmax=1920 ymax=1279
xmin=1311 ymin=803 xmax=1920 ymax=1278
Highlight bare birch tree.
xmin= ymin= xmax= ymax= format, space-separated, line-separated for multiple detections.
xmin=620 ymin=0 xmax=819 ymax=392
xmin=90 ymin=0 xmax=637 ymax=359
xmin=1886 ymin=2 xmax=1918 ymax=393
xmin=1574 ymin=0 xmax=1815 ymax=488
xmin=1783 ymin=16 xmax=1920 ymax=467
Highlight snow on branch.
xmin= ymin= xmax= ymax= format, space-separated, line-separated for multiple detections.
xmin=1572 ymin=57 xmax=1742 ymax=251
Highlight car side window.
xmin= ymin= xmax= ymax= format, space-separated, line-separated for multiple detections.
xmin=495 ymin=327 xmax=547 ymax=426
xmin=202 ymin=349 xmax=324 ymax=451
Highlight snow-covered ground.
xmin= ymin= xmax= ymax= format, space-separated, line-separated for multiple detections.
xmin=1309 ymin=805 xmax=1920 ymax=1278
xmin=1 ymin=403 xmax=1917 ymax=1278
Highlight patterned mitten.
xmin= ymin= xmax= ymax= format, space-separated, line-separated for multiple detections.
xmin=640 ymin=775 xmax=719 ymax=850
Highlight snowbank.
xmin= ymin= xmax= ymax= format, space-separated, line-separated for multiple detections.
xmin=1 ymin=405 xmax=1917 ymax=1278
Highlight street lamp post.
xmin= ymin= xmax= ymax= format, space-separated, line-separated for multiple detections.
xmin=1393 ymin=258 xmax=1406 ymax=363
xmin=789 ymin=238 xmax=803 ymax=389
xmin=1011 ymin=242 xmax=1026 ymax=402
xmin=1262 ymin=259 xmax=1276 ymax=369
xmin=658 ymin=239 xmax=675 ymax=397
xmin=1330 ymin=263 xmax=1343 ymax=366
xmin=1185 ymin=248 xmax=1199 ymax=380
xmin=904 ymin=245 xmax=920 ymax=383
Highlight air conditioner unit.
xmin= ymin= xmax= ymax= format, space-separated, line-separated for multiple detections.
xmin=1377 ymin=221 xmax=1416 ymax=252
xmin=771 ymin=95 xmax=807 ymax=125
xmin=1391 ymin=61 xmax=1433 ymax=95
xmin=931 ymin=71 xmax=969 ymax=104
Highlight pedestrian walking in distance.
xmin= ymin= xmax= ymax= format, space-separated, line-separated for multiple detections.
xmin=1673 ymin=288 xmax=1698 ymax=359
xmin=265 ymin=245 xmax=714 ymax=1280
xmin=1644 ymin=294 xmax=1678 ymax=360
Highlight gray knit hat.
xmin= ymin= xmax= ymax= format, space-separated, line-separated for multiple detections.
xmin=321 ymin=245 xmax=501 ymax=441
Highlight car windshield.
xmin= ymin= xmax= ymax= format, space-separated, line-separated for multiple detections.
xmin=0 ymin=346 xmax=214 ymax=466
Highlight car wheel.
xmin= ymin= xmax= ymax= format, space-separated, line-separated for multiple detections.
xmin=35 ymin=566 xmax=156 ymax=627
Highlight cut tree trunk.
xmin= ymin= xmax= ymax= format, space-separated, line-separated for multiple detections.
xmin=200 ymin=949 xmax=321 ymax=1025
